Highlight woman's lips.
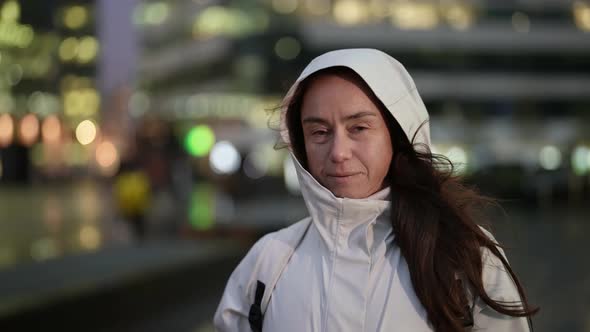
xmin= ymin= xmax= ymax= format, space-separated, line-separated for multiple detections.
xmin=326 ymin=173 xmax=360 ymax=183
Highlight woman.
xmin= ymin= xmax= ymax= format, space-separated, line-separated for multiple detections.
xmin=214 ymin=48 xmax=538 ymax=331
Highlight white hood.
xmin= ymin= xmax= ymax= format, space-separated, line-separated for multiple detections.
xmin=280 ymin=48 xmax=431 ymax=152
xmin=278 ymin=48 xmax=431 ymax=236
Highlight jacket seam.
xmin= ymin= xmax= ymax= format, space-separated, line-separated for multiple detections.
xmin=322 ymin=202 xmax=341 ymax=332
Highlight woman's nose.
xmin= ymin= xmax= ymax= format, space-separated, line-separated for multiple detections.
xmin=329 ymin=132 xmax=352 ymax=163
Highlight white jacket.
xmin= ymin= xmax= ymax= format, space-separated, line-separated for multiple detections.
xmin=214 ymin=49 xmax=530 ymax=332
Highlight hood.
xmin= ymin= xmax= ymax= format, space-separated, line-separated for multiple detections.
xmin=280 ymin=48 xmax=430 ymax=152
xmin=279 ymin=49 xmax=431 ymax=209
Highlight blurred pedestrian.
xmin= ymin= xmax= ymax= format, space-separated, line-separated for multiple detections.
xmin=215 ymin=49 xmax=538 ymax=331
xmin=114 ymin=156 xmax=150 ymax=242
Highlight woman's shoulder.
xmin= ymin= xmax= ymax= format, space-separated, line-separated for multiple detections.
xmin=234 ymin=217 xmax=313 ymax=278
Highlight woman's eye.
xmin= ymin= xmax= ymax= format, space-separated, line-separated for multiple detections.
xmin=352 ymin=126 xmax=368 ymax=132
xmin=312 ymin=130 xmax=328 ymax=136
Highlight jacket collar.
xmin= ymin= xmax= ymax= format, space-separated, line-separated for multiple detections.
xmin=292 ymin=153 xmax=392 ymax=255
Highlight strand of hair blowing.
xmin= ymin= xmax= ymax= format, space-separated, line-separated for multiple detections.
xmin=388 ymin=119 xmax=539 ymax=331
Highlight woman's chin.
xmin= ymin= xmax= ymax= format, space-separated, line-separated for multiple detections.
xmin=329 ymin=186 xmax=371 ymax=199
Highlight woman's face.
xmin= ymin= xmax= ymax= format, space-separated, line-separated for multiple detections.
xmin=300 ymin=74 xmax=393 ymax=199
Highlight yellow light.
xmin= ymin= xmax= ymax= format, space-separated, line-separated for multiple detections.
xmin=443 ymin=3 xmax=474 ymax=30
xmin=64 ymin=90 xmax=82 ymax=116
xmin=42 ymin=115 xmax=61 ymax=144
xmin=77 ymin=36 xmax=99 ymax=63
xmin=59 ymin=37 xmax=79 ymax=62
xmin=64 ymin=5 xmax=88 ymax=29
xmin=0 ymin=20 xmax=34 ymax=49
xmin=193 ymin=6 xmax=230 ymax=39
xmin=391 ymin=2 xmax=439 ymax=30
xmin=82 ymin=88 xmax=100 ymax=115
xmin=96 ymin=140 xmax=119 ymax=169
xmin=272 ymin=0 xmax=299 ymax=14
xmin=64 ymin=88 xmax=99 ymax=117
xmin=19 ymin=114 xmax=40 ymax=146
xmin=573 ymin=1 xmax=590 ymax=31
xmin=1 ymin=0 xmax=20 ymax=22
xmin=79 ymin=225 xmax=101 ymax=250
xmin=60 ymin=75 xmax=93 ymax=92
xmin=0 ymin=113 xmax=14 ymax=147
xmin=145 ymin=2 xmax=169 ymax=25
xmin=274 ymin=37 xmax=302 ymax=60
xmin=75 ymin=120 xmax=97 ymax=145
xmin=333 ymin=0 xmax=369 ymax=26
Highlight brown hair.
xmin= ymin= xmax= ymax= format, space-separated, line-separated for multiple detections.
xmin=283 ymin=67 xmax=538 ymax=331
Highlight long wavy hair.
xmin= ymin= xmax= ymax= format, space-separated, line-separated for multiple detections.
xmin=282 ymin=66 xmax=538 ymax=331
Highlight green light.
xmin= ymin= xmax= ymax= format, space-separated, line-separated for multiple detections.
xmin=572 ymin=146 xmax=590 ymax=176
xmin=189 ymin=184 xmax=214 ymax=230
xmin=184 ymin=125 xmax=215 ymax=157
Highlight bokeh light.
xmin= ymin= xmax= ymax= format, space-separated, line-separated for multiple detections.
xmin=1 ymin=0 xmax=20 ymax=22
xmin=96 ymin=140 xmax=119 ymax=175
xmin=333 ymin=0 xmax=369 ymax=26
xmin=59 ymin=37 xmax=78 ymax=62
xmin=184 ymin=125 xmax=215 ymax=157
xmin=0 ymin=113 xmax=14 ymax=147
xmin=189 ymin=184 xmax=214 ymax=230
xmin=79 ymin=225 xmax=101 ymax=250
xmin=77 ymin=36 xmax=99 ymax=64
xmin=539 ymin=145 xmax=562 ymax=170
xmin=572 ymin=145 xmax=590 ymax=175
xmin=391 ymin=2 xmax=439 ymax=30
xmin=19 ymin=113 xmax=40 ymax=146
xmin=573 ymin=1 xmax=590 ymax=31
xmin=443 ymin=3 xmax=474 ymax=30
xmin=446 ymin=146 xmax=468 ymax=173
xmin=144 ymin=2 xmax=169 ymax=25
xmin=41 ymin=115 xmax=61 ymax=144
xmin=209 ymin=141 xmax=241 ymax=175
xmin=274 ymin=37 xmax=301 ymax=60
xmin=64 ymin=5 xmax=88 ymax=30
xmin=75 ymin=119 xmax=97 ymax=145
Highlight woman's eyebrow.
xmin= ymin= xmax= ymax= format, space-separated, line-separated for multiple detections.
xmin=302 ymin=116 xmax=329 ymax=125
xmin=343 ymin=111 xmax=377 ymax=121
xmin=302 ymin=112 xmax=377 ymax=125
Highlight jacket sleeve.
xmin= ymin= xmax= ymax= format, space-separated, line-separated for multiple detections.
xmin=213 ymin=234 xmax=271 ymax=332
xmin=472 ymin=229 xmax=531 ymax=332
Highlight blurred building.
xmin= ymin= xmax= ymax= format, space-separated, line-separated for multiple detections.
xmin=0 ymin=0 xmax=104 ymax=182
xmin=131 ymin=0 xmax=590 ymax=209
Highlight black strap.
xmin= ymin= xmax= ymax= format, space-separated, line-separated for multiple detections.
xmin=461 ymin=304 xmax=474 ymax=328
xmin=249 ymin=281 xmax=266 ymax=332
